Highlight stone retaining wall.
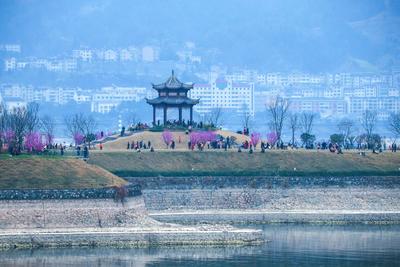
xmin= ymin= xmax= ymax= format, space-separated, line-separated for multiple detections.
xmin=0 ymin=197 xmax=155 ymax=229
xmin=126 ymin=176 xmax=400 ymax=190
xmin=128 ymin=176 xmax=400 ymax=224
xmin=0 ymin=228 xmax=263 ymax=250
xmin=0 ymin=185 xmax=141 ymax=200
xmin=143 ymin=188 xmax=400 ymax=211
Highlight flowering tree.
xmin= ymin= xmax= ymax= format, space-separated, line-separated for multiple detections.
xmin=189 ymin=131 xmax=217 ymax=150
xmin=73 ymin=132 xmax=85 ymax=145
xmin=25 ymin=132 xmax=45 ymax=153
xmin=267 ymin=132 xmax=278 ymax=146
xmin=250 ymin=132 xmax=261 ymax=148
xmin=162 ymin=130 xmax=173 ymax=147
xmin=4 ymin=130 xmax=15 ymax=146
xmin=96 ymin=132 xmax=103 ymax=140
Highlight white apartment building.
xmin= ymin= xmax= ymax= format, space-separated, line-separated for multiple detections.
xmin=72 ymin=49 xmax=93 ymax=61
xmin=289 ymin=97 xmax=348 ymax=117
xmin=119 ymin=49 xmax=132 ymax=61
xmin=91 ymin=86 xmax=147 ymax=113
xmin=104 ymin=50 xmax=118 ymax=61
xmin=349 ymin=97 xmax=400 ymax=119
xmin=4 ymin=58 xmax=16 ymax=71
xmin=142 ymin=46 xmax=159 ymax=62
xmin=189 ymin=77 xmax=255 ymax=115
xmin=0 ymin=44 xmax=21 ymax=53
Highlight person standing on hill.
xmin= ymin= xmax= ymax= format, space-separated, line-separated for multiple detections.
xmin=83 ymin=146 xmax=89 ymax=158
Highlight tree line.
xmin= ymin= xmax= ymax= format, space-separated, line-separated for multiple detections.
xmin=265 ymin=96 xmax=400 ymax=149
xmin=0 ymin=103 xmax=99 ymax=155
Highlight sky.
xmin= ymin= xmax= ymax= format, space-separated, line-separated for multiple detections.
xmin=0 ymin=0 xmax=400 ymax=72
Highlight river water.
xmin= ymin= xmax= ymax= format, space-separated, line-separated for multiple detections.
xmin=1 ymin=224 xmax=399 ymax=266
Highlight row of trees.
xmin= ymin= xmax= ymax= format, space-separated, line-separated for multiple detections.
xmin=0 ymin=103 xmax=102 ymax=155
xmin=266 ymin=97 xmax=400 ymax=148
xmin=0 ymin=103 xmax=55 ymax=155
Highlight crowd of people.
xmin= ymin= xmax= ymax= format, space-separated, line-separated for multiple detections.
xmin=127 ymin=140 xmax=153 ymax=151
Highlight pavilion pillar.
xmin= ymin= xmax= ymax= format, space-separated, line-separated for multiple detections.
xmin=189 ymin=106 xmax=193 ymax=125
xmin=178 ymin=107 xmax=182 ymax=123
xmin=163 ymin=106 xmax=167 ymax=125
xmin=152 ymin=106 xmax=156 ymax=126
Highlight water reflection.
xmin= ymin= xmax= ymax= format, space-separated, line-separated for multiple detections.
xmin=1 ymin=225 xmax=399 ymax=267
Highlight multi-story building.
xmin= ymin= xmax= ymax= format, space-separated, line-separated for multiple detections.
xmin=72 ymin=49 xmax=92 ymax=61
xmin=4 ymin=58 xmax=16 ymax=71
xmin=349 ymin=97 xmax=400 ymax=120
xmin=189 ymin=77 xmax=254 ymax=115
xmin=142 ymin=46 xmax=159 ymax=62
xmin=104 ymin=50 xmax=118 ymax=61
xmin=289 ymin=97 xmax=348 ymax=117
xmin=91 ymin=86 xmax=147 ymax=113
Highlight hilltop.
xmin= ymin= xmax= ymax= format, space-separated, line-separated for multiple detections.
xmin=100 ymin=130 xmax=250 ymax=150
xmin=89 ymin=150 xmax=400 ymax=177
xmin=0 ymin=156 xmax=127 ymax=190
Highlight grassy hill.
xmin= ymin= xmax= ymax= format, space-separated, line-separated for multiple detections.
xmin=89 ymin=150 xmax=400 ymax=177
xmin=100 ymin=130 xmax=250 ymax=150
xmin=0 ymin=156 xmax=127 ymax=190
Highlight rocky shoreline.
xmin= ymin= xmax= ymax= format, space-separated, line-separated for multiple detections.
xmin=126 ymin=176 xmax=400 ymax=224
xmin=0 ymin=196 xmax=263 ymax=250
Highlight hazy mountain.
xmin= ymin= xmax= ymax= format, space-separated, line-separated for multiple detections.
xmin=1 ymin=0 xmax=399 ymax=72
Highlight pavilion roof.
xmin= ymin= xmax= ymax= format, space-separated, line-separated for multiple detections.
xmin=152 ymin=70 xmax=193 ymax=90
xmin=146 ymin=96 xmax=199 ymax=106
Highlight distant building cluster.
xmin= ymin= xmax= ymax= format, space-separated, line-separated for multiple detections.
xmin=1 ymin=42 xmax=400 ymax=120
xmin=2 ymin=43 xmax=202 ymax=73
xmin=224 ymin=70 xmax=400 ymax=120
xmin=0 ymin=84 xmax=149 ymax=114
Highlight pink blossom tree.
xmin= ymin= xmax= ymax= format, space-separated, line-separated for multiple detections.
xmin=189 ymin=131 xmax=217 ymax=150
xmin=162 ymin=130 xmax=173 ymax=147
xmin=25 ymin=132 xmax=45 ymax=153
xmin=267 ymin=132 xmax=278 ymax=147
xmin=250 ymin=132 xmax=261 ymax=149
xmin=73 ymin=132 xmax=85 ymax=145
xmin=4 ymin=130 xmax=15 ymax=146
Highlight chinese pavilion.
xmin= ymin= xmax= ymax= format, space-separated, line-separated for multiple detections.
xmin=146 ymin=70 xmax=199 ymax=126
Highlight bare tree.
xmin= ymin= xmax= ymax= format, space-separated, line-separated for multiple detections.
xmin=388 ymin=112 xmax=400 ymax=138
xmin=242 ymin=111 xmax=253 ymax=130
xmin=64 ymin=113 xmax=97 ymax=147
xmin=300 ymin=112 xmax=316 ymax=135
xmin=65 ymin=113 xmax=85 ymax=142
xmin=25 ymin=103 xmax=40 ymax=133
xmin=124 ymin=112 xmax=138 ymax=127
xmin=337 ymin=118 xmax=355 ymax=146
xmin=0 ymin=104 xmax=8 ymax=152
xmin=288 ymin=113 xmax=299 ymax=145
xmin=40 ymin=115 xmax=56 ymax=145
xmin=6 ymin=103 xmax=40 ymax=155
xmin=206 ymin=107 xmax=223 ymax=127
xmin=267 ymin=96 xmax=290 ymax=142
xmin=360 ymin=110 xmax=377 ymax=146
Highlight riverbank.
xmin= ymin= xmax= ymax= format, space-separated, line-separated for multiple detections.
xmin=90 ymin=150 xmax=400 ymax=177
xmin=126 ymin=176 xmax=400 ymax=224
xmin=0 ymin=196 xmax=263 ymax=250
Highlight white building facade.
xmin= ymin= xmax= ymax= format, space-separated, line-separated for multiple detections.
xmin=189 ymin=77 xmax=255 ymax=115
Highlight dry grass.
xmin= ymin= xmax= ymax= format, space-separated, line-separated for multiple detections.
xmin=89 ymin=150 xmax=400 ymax=177
xmin=0 ymin=157 xmax=127 ymax=189
xmin=100 ymin=130 xmax=250 ymax=150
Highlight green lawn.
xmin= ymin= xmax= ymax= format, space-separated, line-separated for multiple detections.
xmin=89 ymin=150 xmax=400 ymax=177
xmin=0 ymin=156 xmax=127 ymax=189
